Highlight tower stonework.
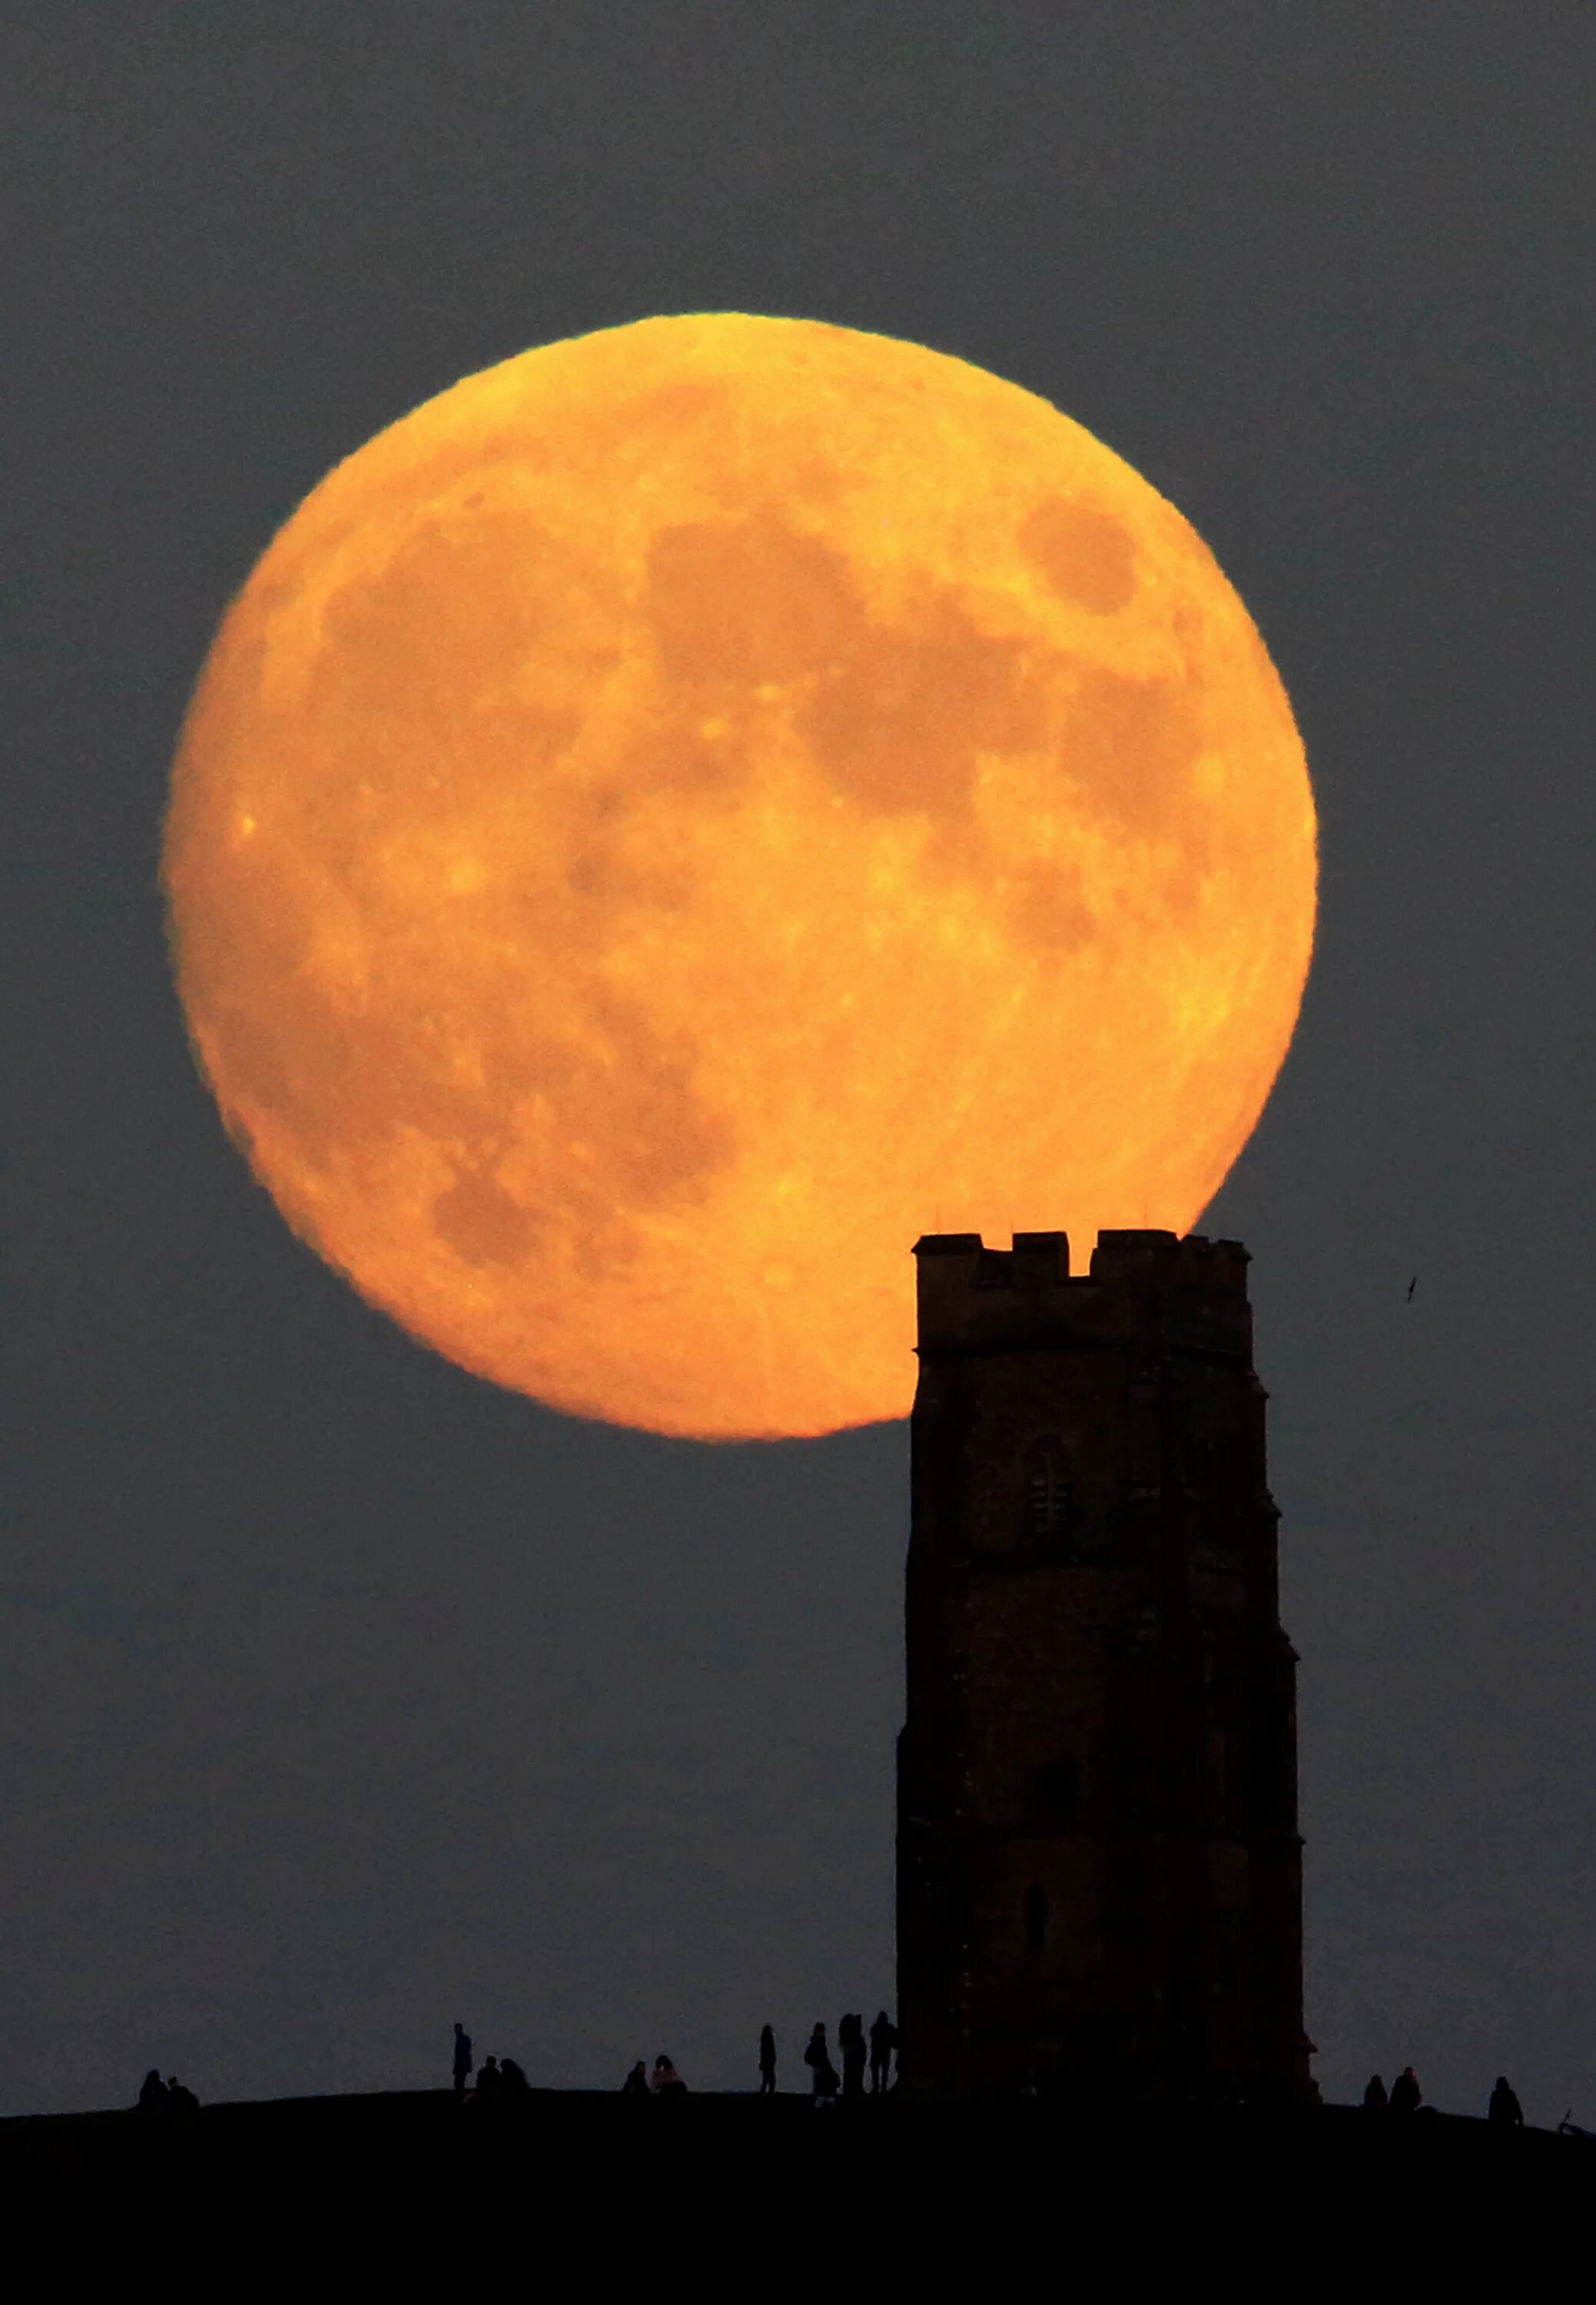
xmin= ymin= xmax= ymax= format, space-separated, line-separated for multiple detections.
xmin=897 ymin=1229 xmax=1314 ymax=2104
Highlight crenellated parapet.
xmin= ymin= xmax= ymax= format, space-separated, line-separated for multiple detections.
xmin=913 ymin=1228 xmax=1254 ymax=1360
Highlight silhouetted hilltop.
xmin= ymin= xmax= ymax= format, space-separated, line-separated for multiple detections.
xmin=1 ymin=2089 xmax=1588 ymax=2211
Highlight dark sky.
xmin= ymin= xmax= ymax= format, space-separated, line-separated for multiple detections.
xmin=5 ymin=3 xmax=1593 ymax=2119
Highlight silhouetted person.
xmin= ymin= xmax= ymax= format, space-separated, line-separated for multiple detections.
xmin=622 ymin=2060 xmax=650 ymax=2095
xmin=165 ymin=2076 xmax=199 ymax=2114
xmin=476 ymin=2055 xmax=501 ymax=2101
xmin=486 ymin=2055 xmax=529 ymax=2114
xmin=1389 ymin=2067 xmax=1422 ymax=2115
xmin=1488 ymin=2075 xmax=1524 ymax=2128
xmin=869 ymin=2011 xmax=898 ymax=2094
xmin=453 ymin=2022 xmax=473 ymax=2098
xmin=136 ymin=2070 xmax=168 ymax=2113
xmin=758 ymin=2025 xmax=778 ymax=2094
xmin=804 ymin=2024 xmax=838 ymax=2104
xmin=652 ymin=2055 xmax=687 ymax=2097
xmin=1362 ymin=2074 xmax=1389 ymax=2112
xmin=839 ymin=2011 xmax=866 ymax=2098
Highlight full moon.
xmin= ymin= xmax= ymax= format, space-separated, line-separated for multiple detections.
xmin=164 ymin=314 xmax=1315 ymax=1440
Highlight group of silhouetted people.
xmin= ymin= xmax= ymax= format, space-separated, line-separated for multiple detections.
xmin=1362 ymin=2067 xmax=1525 ymax=2127
xmin=135 ymin=2070 xmax=199 ymax=2115
xmin=607 ymin=2014 xmax=898 ymax=2101
xmin=791 ymin=2011 xmax=898 ymax=2102
xmin=450 ymin=2021 xmax=531 ymax=2105
xmin=620 ymin=2055 xmax=688 ymax=2096
xmin=1362 ymin=2067 xmax=1422 ymax=2114
xmin=132 ymin=2028 xmax=1547 ymax=2129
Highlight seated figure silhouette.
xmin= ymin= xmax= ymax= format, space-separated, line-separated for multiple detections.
xmin=651 ymin=2055 xmax=688 ymax=2097
xmin=758 ymin=2025 xmax=777 ymax=2095
xmin=452 ymin=2022 xmax=473 ymax=2098
xmin=499 ymin=2056 xmax=530 ymax=2097
xmin=475 ymin=2055 xmax=501 ymax=2101
xmin=1362 ymin=2074 xmax=1389 ymax=2112
xmin=622 ymin=2060 xmax=650 ymax=2095
xmin=1389 ymin=2067 xmax=1422 ymax=2115
xmin=869 ymin=2011 xmax=898 ymax=2094
xmin=1488 ymin=2075 xmax=1524 ymax=2128
xmin=165 ymin=2076 xmax=200 ymax=2114
xmin=136 ymin=2070 xmax=168 ymax=2113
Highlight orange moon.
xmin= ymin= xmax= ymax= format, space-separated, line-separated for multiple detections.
xmin=164 ymin=314 xmax=1315 ymax=1440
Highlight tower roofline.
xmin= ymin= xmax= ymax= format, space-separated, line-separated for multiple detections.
xmin=911 ymin=1227 xmax=1249 ymax=1263
xmin=912 ymin=1229 xmax=1253 ymax=1355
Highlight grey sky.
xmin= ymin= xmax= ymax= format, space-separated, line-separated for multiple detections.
xmin=4 ymin=3 xmax=1593 ymax=2118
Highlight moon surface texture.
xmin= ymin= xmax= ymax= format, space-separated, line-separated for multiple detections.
xmin=164 ymin=314 xmax=1316 ymax=1440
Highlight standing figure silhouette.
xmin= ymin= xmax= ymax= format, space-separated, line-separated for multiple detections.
xmin=452 ymin=2021 xmax=473 ymax=2098
xmin=839 ymin=2012 xmax=867 ymax=2098
xmin=804 ymin=2023 xmax=838 ymax=2104
xmin=869 ymin=2011 xmax=898 ymax=2094
xmin=758 ymin=2025 xmax=778 ymax=2094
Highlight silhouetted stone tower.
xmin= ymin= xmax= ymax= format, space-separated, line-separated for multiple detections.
xmin=898 ymin=1229 xmax=1314 ymax=2104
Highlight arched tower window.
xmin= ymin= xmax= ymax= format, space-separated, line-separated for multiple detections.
xmin=1024 ymin=1441 xmax=1073 ymax=1540
xmin=1026 ymin=1883 xmax=1048 ymax=1954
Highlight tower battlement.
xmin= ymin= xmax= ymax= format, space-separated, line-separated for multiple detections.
xmin=913 ymin=1229 xmax=1253 ymax=1358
